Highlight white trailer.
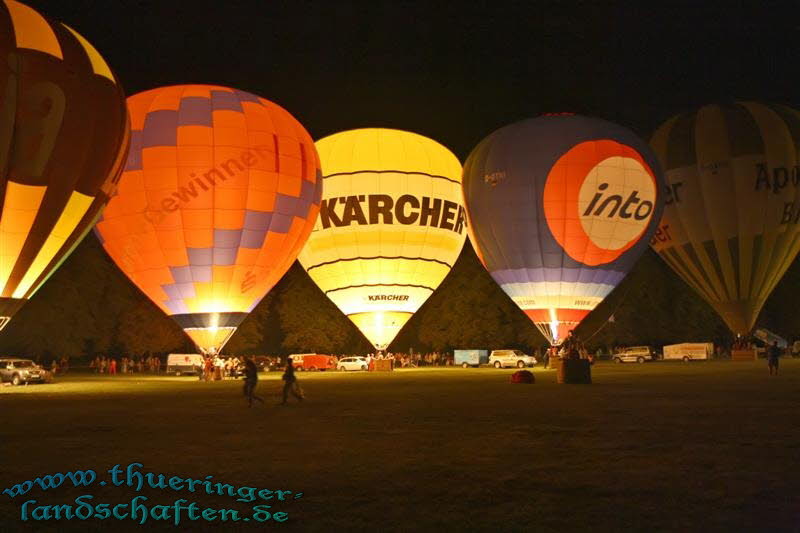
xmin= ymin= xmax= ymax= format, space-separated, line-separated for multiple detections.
xmin=166 ymin=354 xmax=205 ymax=375
xmin=662 ymin=343 xmax=713 ymax=361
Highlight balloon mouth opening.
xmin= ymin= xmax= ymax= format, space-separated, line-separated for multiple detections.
xmin=183 ymin=326 xmax=237 ymax=355
xmin=549 ymin=309 xmax=560 ymax=344
xmin=347 ymin=311 xmax=413 ymax=353
xmin=171 ymin=312 xmax=246 ymax=352
xmin=526 ymin=308 xmax=588 ymax=346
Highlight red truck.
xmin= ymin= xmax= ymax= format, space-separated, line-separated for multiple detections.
xmin=289 ymin=353 xmax=336 ymax=371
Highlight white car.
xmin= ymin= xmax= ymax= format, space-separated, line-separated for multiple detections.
xmin=337 ymin=357 xmax=369 ymax=371
xmin=613 ymin=346 xmax=655 ymax=363
xmin=489 ymin=349 xmax=537 ymax=369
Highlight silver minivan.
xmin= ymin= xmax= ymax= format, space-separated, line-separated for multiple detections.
xmin=0 ymin=358 xmax=52 ymax=385
xmin=489 ymin=349 xmax=537 ymax=368
xmin=612 ymin=346 xmax=655 ymax=364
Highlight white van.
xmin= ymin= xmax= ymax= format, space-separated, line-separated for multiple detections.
xmin=166 ymin=354 xmax=204 ymax=375
xmin=662 ymin=343 xmax=712 ymax=362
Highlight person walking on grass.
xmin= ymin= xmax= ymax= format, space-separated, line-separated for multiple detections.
xmin=280 ymin=357 xmax=304 ymax=405
xmin=768 ymin=341 xmax=781 ymax=376
xmin=243 ymin=356 xmax=264 ymax=407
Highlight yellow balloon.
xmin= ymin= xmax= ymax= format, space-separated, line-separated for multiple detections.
xmin=297 ymin=128 xmax=467 ymax=349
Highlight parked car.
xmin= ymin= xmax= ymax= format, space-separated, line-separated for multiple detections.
xmin=253 ymin=356 xmax=280 ymax=372
xmin=337 ymin=357 xmax=369 ymax=371
xmin=489 ymin=349 xmax=537 ymax=369
xmin=0 ymin=358 xmax=52 ymax=385
xmin=613 ymin=346 xmax=655 ymax=363
xmin=290 ymin=353 xmax=337 ymax=371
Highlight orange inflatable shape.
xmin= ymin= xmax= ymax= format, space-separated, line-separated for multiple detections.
xmin=95 ymin=85 xmax=321 ymax=353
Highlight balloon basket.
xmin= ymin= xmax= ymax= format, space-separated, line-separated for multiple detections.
xmin=556 ymin=359 xmax=592 ymax=384
xmin=731 ymin=349 xmax=757 ymax=361
xmin=372 ymin=359 xmax=394 ymax=372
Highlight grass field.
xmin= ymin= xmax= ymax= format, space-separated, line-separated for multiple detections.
xmin=1 ymin=360 xmax=799 ymax=532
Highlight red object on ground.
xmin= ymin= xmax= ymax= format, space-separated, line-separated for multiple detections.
xmin=511 ymin=370 xmax=535 ymax=384
xmin=292 ymin=354 xmax=337 ymax=371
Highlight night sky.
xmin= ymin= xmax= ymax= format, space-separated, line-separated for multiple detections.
xmin=26 ymin=0 xmax=800 ymax=158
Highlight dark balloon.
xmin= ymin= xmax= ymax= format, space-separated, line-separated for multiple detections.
xmin=0 ymin=1 xmax=129 ymax=330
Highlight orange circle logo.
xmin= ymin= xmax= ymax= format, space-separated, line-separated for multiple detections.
xmin=543 ymin=140 xmax=657 ymax=266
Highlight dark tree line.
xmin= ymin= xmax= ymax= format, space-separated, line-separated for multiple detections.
xmin=1 ymin=233 xmax=798 ymax=362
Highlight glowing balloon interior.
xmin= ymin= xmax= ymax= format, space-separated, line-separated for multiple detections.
xmin=650 ymin=102 xmax=800 ymax=335
xmin=95 ymin=85 xmax=321 ymax=353
xmin=297 ymin=128 xmax=466 ymax=350
xmin=463 ymin=115 xmax=664 ymax=344
xmin=0 ymin=0 xmax=129 ymax=330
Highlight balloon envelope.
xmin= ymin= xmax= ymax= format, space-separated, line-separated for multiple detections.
xmin=95 ymin=85 xmax=321 ymax=353
xmin=650 ymin=102 xmax=800 ymax=335
xmin=297 ymin=128 xmax=466 ymax=349
xmin=0 ymin=0 xmax=129 ymax=330
xmin=463 ymin=115 xmax=665 ymax=344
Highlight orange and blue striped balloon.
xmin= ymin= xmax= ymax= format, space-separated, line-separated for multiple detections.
xmin=95 ymin=85 xmax=321 ymax=353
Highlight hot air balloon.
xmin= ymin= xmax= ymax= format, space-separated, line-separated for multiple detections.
xmin=463 ymin=115 xmax=665 ymax=345
xmin=649 ymin=102 xmax=800 ymax=336
xmin=95 ymin=85 xmax=321 ymax=354
xmin=297 ymin=128 xmax=467 ymax=350
xmin=0 ymin=1 xmax=129 ymax=331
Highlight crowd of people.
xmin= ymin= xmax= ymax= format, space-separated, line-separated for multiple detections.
xmin=89 ymin=354 xmax=161 ymax=374
xmin=46 ymin=356 xmax=70 ymax=375
xmin=198 ymin=355 xmax=247 ymax=381
xmin=356 ymin=351 xmax=455 ymax=368
xmin=542 ymin=330 xmax=593 ymax=367
xmin=732 ymin=338 xmax=756 ymax=351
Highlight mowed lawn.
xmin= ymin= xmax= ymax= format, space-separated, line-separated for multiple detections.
xmin=1 ymin=361 xmax=799 ymax=532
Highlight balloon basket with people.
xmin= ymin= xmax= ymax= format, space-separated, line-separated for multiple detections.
xmin=552 ymin=330 xmax=592 ymax=384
